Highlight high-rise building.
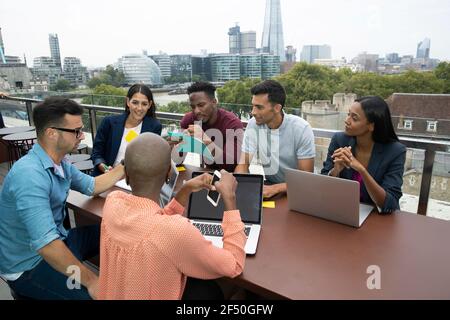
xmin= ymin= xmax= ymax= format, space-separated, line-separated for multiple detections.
xmin=416 ymin=38 xmax=431 ymax=59
xmin=0 ymin=27 xmax=5 ymax=64
xmin=49 ymin=34 xmax=62 ymax=70
xmin=261 ymin=0 xmax=285 ymax=62
xmin=240 ymin=31 xmax=257 ymax=54
xmin=228 ymin=25 xmax=241 ymax=54
xmin=228 ymin=25 xmax=257 ymax=55
xmin=300 ymin=45 xmax=332 ymax=64
xmin=285 ymin=46 xmax=297 ymax=62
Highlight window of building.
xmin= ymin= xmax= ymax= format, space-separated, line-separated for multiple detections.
xmin=403 ymin=120 xmax=413 ymax=130
xmin=427 ymin=121 xmax=438 ymax=132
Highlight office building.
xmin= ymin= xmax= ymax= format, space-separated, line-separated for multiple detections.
xmin=228 ymin=25 xmax=257 ymax=55
xmin=48 ymin=34 xmax=62 ymax=70
xmin=150 ymin=53 xmax=171 ymax=78
xmin=32 ymin=56 xmax=62 ymax=85
xmin=352 ymin=52 xmax=379 ymax=73
xmin=300 ymin=45 xmax=332 ymax=64
xmin=240 ymin=55 xmax=263 ymax=79
xmin=117 ymin=54 xmax=162 ymax=86
xmin=261 ymin=54 xmax=281 ymax=79
xmin=261 ymin=0 xmax=286 ymax=62
xmin=228 ymin=25 xmax=241 ymax=54
xmin=191 ymin=56 xmax=212 ymax=81
xmin=210 ymin=54 xmax=240 ymax=82
xmin=240 ymin=31 xmax=257 ymax=54
xmin=63 ymin=57 xmax=88 ymax=87
xmin=285 ymin=46 xmax=297 ymax=63
xmin=193 ymin=53 xmax=280 ymax=82
xmin=417 ymin=38 xmax=431 ymax=59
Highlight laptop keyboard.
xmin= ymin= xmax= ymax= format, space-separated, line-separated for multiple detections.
xmin=193 ymin=223 xmax=251 ymax=237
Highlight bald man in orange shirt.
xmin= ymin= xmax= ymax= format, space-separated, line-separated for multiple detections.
xmin=98 ymin=133 xmax=246 ymax=300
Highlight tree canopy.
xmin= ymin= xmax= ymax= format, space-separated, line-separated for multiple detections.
xmin=81 ymin=84 xmax=127 ymax=107
xmin=216 ymin=62 xmax=450 ymax=108
xmin=87 ymin=65 xmax=125 ymax=89
xmin=51 ymin=79 xmax=74 ymax=92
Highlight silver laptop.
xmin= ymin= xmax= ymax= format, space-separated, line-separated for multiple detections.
xmin=160 ymin=160 xmax=179 ymax=207
xmin=187 ymin=173 xmax=263 ymax=255
xmin=285 ymin=168 xmax=373 ymax=228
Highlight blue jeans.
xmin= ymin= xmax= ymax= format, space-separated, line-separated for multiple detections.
xmin=8 ymin=225 xmax=100 ymax=300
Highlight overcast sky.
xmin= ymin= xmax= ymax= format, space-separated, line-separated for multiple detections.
xmin=1 ymin=0 xmax=449 ymax=68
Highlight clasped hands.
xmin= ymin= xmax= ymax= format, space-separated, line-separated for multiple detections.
xmin=332 ymin=146 xmax=364 ymax=173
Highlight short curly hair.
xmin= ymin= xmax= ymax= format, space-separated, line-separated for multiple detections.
xmin=187 ymin=82 xmax=216 ymax=100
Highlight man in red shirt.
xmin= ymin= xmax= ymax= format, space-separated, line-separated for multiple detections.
xmin=179 ymin=82 xmax=244 ymax=172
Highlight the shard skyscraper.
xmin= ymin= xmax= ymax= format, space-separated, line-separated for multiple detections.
xmin=261 ymin=0 xmax=285 ymax=62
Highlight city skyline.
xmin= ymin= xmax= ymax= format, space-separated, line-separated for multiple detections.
xmin=1 ymin=0 xmax=449 ymax=67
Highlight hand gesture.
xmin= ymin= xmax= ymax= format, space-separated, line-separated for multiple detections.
xmin=214 ymin=170 xmax=238 ymax=210
xmin=185 ymin=173 xmax=214 ymax=193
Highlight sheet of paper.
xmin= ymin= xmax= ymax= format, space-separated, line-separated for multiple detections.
xmin=263 ymin=201 xmax=276 ymax=209
xmin=115 ymin=179 xmax=131 ymax=191
xmin=125 ymin=130 xmax=139 ymax=143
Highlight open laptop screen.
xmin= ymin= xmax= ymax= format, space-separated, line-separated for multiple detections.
xmin=188 ymin=172 xmax=263 ymax=224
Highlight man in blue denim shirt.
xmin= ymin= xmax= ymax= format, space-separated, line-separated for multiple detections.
xmin=0 ymin=97 xmax=125 ymax=300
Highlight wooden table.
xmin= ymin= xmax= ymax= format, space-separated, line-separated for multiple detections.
xmin=67 ymin=165 xmax=450 ymax=300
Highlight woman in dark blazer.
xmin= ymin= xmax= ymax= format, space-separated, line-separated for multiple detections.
xmin=321 ymin=96 xmax=406 ymax=213
xmin=91 ymin=84 xmax=162 ymax=176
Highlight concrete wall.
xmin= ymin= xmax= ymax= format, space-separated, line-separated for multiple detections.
xmin=0 ymin=65 xmax=32 ymax=89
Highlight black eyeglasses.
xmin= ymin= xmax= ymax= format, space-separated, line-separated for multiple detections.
xmin=51 ymin=127 xmax=84 ymax=139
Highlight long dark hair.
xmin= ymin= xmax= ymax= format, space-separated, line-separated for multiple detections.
xmin=125 ymin=84 xmax=156 ymax=119
xmin=356 ymin=96 xmax=399 ymax=144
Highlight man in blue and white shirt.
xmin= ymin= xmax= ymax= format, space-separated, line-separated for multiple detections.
xmin=0 ymin=97 xmax=124 ymax=300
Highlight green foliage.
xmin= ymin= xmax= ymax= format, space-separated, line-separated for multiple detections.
xmin=434 ymin=62 xmax=450 ymax=93
xmin=81 ymin=84 xmax=127 ymax=107
xmin=87 ymin=65 xmax=125 ymax=89
xmin=157 ymin=101 xmax=191 ymax=114
xmin=217 ymin=78 xmax=261 ymax=105
xmin=275 ymin=63 xmax=348 ymax=107
xmin=216 ymin=62 xmax=448 ymax=108
xmin=51 ymin=79 xmax=74 ymax=92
